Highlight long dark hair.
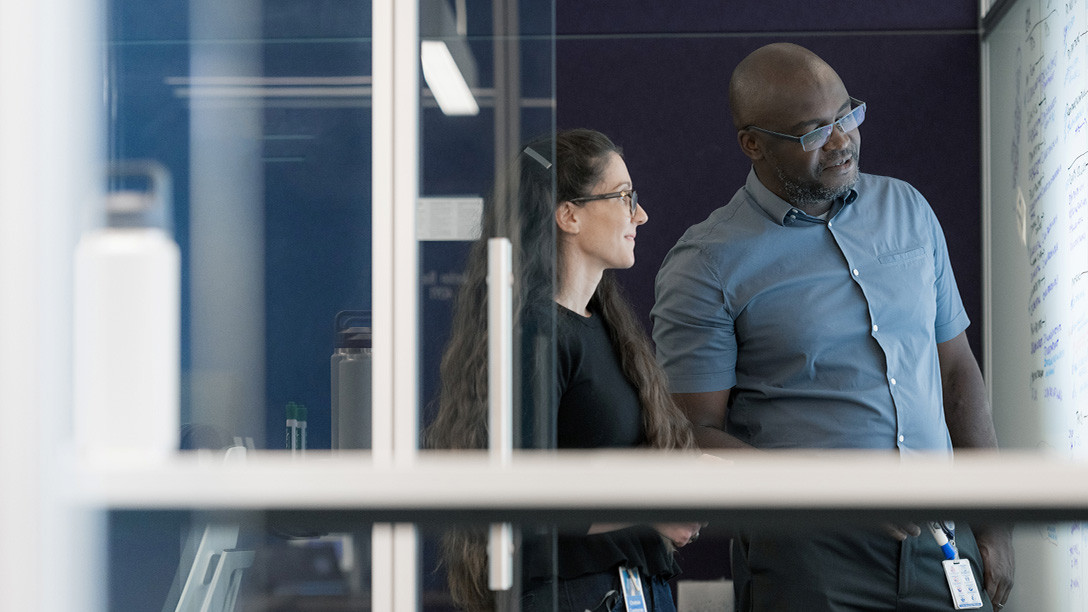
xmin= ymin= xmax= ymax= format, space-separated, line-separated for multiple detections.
xmin=426 ymin=128 xmax=695 ymax=611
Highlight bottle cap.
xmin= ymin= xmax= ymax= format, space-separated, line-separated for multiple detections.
xmin=334 ymin=310 xmax=372 ymax=349
xmin=106 ymin=160 xmax=173 ymax=231
xmin=295 ymin=403 xmax=307 ymax=421
xmin=336 ymin=328 xmax=372 ymax=349
xmin=286 ymin=402 xmax=297 ymax=420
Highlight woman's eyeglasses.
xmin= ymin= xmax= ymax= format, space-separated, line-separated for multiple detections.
xmin=568 ymin=189 xmax=639 ymax=217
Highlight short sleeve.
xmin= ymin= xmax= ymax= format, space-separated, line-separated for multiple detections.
xmin=921 ymin=197 xmax=970 ymax=343
xmin=651 ymin=240 xmax=738 ymax=393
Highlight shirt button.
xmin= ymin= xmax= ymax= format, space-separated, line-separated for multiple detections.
xmin=872 ymin=324 xmax=879 ymax=332
xmin=890 ymin=378 xmax=897 ymax=386
xmin=898 ymin=435 xmax=905 ymax=443
xmin=828 ymin=221 xmax=833 ymax=228
xmin=852 ymin=268 xmax=859 ymax=276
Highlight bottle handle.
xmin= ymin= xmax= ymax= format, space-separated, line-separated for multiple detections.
xmin=106 ymin=160 xmax=173 ymax=230
xmin=334 ymin=309 xmax=372 ymax=333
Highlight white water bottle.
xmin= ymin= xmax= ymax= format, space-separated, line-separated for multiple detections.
xmin=73 ymin=161 xmax=180 ymax=462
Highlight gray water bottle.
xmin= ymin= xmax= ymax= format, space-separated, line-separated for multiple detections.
xmin=332 ymin=311 xmax=372 ymax=450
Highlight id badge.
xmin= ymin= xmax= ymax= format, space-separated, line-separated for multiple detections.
xmin=942 ymin=558 xmax=984 ymax=609
xmin=618 ymin=566 xmax=648 ymax=612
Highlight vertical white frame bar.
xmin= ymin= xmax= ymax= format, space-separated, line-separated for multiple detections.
xmin=392 ymin=0 xmax=421 ymax=608
xmin=373 ymin=0 xmax=420 ymax=609
xmin=0 ymin=6 xmax=46 ymax=609
xmin=371 ymin=0 xmax=395 ymax=605
xmin=370 ymin=523 xmax=394 ymax=612
xmin=980 ymin=39 xmax=994 ymax=401
xmin=372 ymin=0 xmax=420 ymax=468
xmin=0 ymin=0 xmax=103 ymax=611
xmin=372 ymin=0 xmax=395 ymax=469
xmin=392 ymin=0 xmax=420 ymax=469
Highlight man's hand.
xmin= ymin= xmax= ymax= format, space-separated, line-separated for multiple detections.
xmin=881 ymin=522 xmax=922 ymax=541
xmin=975 ymin=526 xmax=1014 ymax=609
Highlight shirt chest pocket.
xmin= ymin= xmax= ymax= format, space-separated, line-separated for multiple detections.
xmin=871 ymin=245 xmax=936 ymax=330
xmin=877 ymin=246 xmax=926 ymax=265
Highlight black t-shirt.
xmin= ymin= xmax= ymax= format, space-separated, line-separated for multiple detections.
xmin=522 ymin=305 xmax=676 ymax=582
xmin=555 ymin=305 xmax=646 ymax=448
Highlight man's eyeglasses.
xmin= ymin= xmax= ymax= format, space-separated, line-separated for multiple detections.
xmin=745 ymin=98 xmax=866 ymax=152
xmin=569 ymin=189 xmax=639 ymax=217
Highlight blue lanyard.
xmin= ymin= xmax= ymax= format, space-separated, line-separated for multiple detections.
xmin=928 ymin=521 xmax=958 ymax=560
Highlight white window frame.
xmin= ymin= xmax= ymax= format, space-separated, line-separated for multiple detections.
xmin=5 ymin=1 xmax=1088 ymax=611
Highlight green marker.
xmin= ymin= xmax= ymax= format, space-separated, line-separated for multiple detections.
xmin=286 ymin=402 xmax=298 ymax=452
xmin=295 ymin=403 xmax=307 ymax=451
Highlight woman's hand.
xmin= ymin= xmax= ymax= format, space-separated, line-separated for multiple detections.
xmin=587 ymin=522 xmax=708 ymax=548
xmin=653 ymin=523 xmax=704 ymax=548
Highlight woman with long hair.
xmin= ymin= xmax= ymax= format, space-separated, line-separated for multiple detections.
xmin=427 ymin=128 xmax=698 ymax=612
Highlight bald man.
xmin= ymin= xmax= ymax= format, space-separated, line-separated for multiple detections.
xmin=652 ymin=43 xmax=1014 ymax=611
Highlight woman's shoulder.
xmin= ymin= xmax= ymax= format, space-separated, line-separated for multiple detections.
xmin=523 ymin=301 xmax=603 ymax=331
xmin=557 ymin=303 xmax=602 ymax=329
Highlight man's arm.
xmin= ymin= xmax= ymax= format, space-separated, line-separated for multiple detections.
xmin=937 ymin=331 xmax=1014 ymax=608
xmin=938 ymin=331 xmax=997 ymax=449
xmin=672 ymin=389 xmax=754 ymax=450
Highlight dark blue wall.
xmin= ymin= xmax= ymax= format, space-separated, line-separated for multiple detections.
xmin=109 ymin=3 xmax=375 ymax=450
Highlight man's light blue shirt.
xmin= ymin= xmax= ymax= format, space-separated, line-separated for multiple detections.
xmin=651 ymin=169 xmax=968 ymax=453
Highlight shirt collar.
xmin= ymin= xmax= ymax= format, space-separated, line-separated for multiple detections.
xmin=743 ymin=167 xmax=859 ymax=227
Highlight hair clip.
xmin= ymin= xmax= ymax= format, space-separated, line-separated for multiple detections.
xmin=523 ymin=146 xmax=552 ymax=169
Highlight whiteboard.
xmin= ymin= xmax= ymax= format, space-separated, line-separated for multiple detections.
xmin=984 ymin=0 xmax=1088 ymax=607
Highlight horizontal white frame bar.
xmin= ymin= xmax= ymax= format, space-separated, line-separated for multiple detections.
xmin=69 ymin=450 xmax=1088 ymax=515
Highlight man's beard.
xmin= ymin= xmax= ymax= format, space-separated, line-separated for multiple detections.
xmin=776 ymin=148 xmax=860 ymax=211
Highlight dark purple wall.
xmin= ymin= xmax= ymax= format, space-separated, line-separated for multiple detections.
xmin=554 ymin=2 xmax=982 ymax=582
xmin=556 ymin=0 xmax=977 ymax=33
xmin=556 ymin=4 xmax=983 ymax=361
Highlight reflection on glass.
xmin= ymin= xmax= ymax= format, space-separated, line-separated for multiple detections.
xmin=417 ymin=0 xmax=562 ymax=606
xmin=108 ymin=0 xmax=373 ymax=453
xmin=109 ymin=510 xmax=1088 ymax=612
xmin=423 ymin=127 xmax=705 ymax=611
xmin=110 ymin=510 xmax=372 ymax=612
xmin=187 ymin=0 xmax=266 ymax=447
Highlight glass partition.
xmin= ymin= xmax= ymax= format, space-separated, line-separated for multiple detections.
xmin=102 ymin=0 xmax=559 ymax=608
xmin=106 ymin=0 xmax=374 ymax=451
xmin=81 ymin=1 xmax=1088 ymax=611
xmin=103 ymin=0 xmax=379 ymax=606
xmin=102 ymin=503 xmax=1088 ymax=612
xmin=415 ymin=1 xmax=559 ymax=609
xmin=416 ymin=0 xmax=557 ymax=453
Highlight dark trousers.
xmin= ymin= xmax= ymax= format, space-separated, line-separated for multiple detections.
xmin=521 ymin=569 xmax=677 ymax=612
xmin=732 ymin=525 xmax=993 ymax=612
